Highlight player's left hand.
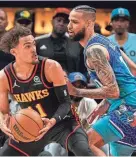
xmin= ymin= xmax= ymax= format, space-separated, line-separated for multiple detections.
xmin=35 ymin=118 xmax=56 ymax=141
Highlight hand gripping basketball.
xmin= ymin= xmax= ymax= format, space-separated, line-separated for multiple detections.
xmin=0 ymin=114 xmax=16 ymax=141
xmin=35 ymin=118 xmax=56 ymax=141
xmin=9 ymin=108 xmax=44 ymax=142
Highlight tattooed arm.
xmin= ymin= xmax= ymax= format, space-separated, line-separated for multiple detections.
xmin=67 ymin=45 xmax=120 ymax=99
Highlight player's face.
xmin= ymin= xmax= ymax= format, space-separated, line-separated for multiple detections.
xmin=14 ymin=35 xmax=39 ymax=64
xmin=68 ymin=10 xmax=86 ymax=41
xmin=112 ymin=17 xmax=129 ymax=35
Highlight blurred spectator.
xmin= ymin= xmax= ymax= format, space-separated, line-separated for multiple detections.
xmin=0 ymin=9 xmax=8 ymax=39
xmin=36 ymin=8 xmax=81 ymax=73
xmin=14 ymin=9 xmax=35 ymax=36
xmin=68 ymin=72 xmax=98 ymax=130
xmin=94 ymin=23 xmax=101 ymax=34
xmin=0 ymin=9 xmax=14 ymax=70
xmin=108 ymin=8 xmax=136 ymax=63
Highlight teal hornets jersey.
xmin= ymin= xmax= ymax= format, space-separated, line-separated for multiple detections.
xmin=108 ymin=33 xmax=136 ymax=63
xmin=84 ymin=34 xmax=136 ymax=112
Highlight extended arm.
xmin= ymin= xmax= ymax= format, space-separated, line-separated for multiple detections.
xmin=68 ymin=45 xmax=120 ymax=99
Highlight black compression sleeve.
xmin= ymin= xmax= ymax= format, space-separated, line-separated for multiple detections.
xmin=52 ymin=85 xmax=71 ymax=123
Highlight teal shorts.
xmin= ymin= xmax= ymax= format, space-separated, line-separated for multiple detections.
xmin=110 ymin=142 xmax=136 ymax=156
xmin=92 ymin=115 xmax=123 ymax=144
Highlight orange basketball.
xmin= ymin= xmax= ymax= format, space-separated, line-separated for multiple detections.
xmin=10 ymin=108 xmax=44 ymax=142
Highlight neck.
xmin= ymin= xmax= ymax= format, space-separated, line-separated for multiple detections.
xmin=79 ymin=30 xmax=95 ymax=48
xmin=52 ymin=32 xmax=58 ymax=38
xmin=13 ymin=61 xmax=35 ymax=79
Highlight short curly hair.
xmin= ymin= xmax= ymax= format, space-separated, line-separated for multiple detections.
xmin=0 ymin=25 xmax=32 ymax=53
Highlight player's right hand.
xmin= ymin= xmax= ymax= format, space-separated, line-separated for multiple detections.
xmin=0 ymin=114 xmax=18 ymax=142
xmin=35 ymin=118 xmax=56 ymax=141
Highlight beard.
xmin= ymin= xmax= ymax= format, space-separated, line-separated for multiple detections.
xmin=55 ymin=31 xmax=65 ymax=38
xmin=53 ymin=29 xmax=66 ymax=38
xmin=69 ymin=27 xmax=85 ymax=41
xmin=115 ymin=28 xmax=125 ymax=36
xmin=117 ymin=32 xmax=123 ymax=36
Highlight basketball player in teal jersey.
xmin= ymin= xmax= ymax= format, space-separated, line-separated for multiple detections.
xmin=67 ymin=5 xmax=136 ymax=156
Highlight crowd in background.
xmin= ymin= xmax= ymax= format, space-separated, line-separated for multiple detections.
xmin=0 ymin=6 xmax=136 ymax=156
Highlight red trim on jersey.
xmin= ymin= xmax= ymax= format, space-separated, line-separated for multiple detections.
xmin=40 ymin=58 xmax=52 ymax=89
xmin=71 ymin=105 xmax=80 ymax=125
xmin=8 ymin=139 xmax=29 ymax=156
xmin=64 ymin=106 xmax=81 ymax=151
xmin=65 ymin=125 xmax=80 ymax=151
xmin=10 ymin=63 xmax=38 ymax=83
xmin=4 ymin=68 xmax=13 ymax=93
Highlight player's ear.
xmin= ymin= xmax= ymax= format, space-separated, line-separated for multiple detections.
xmin=86 ymin=19 xmax=90 ymax=28
xmin=86 ymin=19 xmax=93 ymax=29
xmin=10 ymin=48 xmax=16 ymax=57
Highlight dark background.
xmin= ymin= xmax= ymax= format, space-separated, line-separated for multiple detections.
xmin=0 ymin=1 xmax=135 ymax=8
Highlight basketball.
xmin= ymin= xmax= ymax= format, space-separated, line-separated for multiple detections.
xmin=9 ymin=108 xmax=44 ymax=142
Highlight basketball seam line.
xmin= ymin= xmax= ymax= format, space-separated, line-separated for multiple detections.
xmin=14 ymin=115 xmax=40 ymax=138
xmin=16 ymin=112 xmax=42 ymax=129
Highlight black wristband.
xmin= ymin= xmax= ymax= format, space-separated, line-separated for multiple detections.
xmin=52 ymin=85 xmax=71 ymax=123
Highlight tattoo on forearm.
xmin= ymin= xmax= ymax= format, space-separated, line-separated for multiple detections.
xmin=76 ymin=47 xmax=119 ymax=99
